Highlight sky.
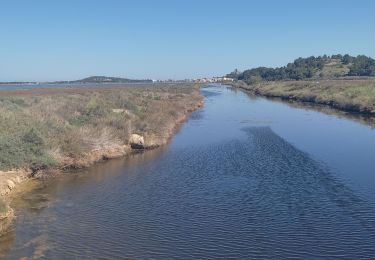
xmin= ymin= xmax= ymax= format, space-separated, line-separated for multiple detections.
xmin=0 ymin=0 xmax=375 ymax=81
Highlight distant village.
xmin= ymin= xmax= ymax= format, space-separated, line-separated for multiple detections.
xmin=152 ymin=77 xmax=234 ymax=84
xmin=1 ymin=76 xmax=235 ymax=85
xmin=195 ymin=77 xmax=234 ymax=83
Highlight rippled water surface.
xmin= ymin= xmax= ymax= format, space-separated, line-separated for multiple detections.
xmin=2 ymin=85 xmax=375 ymax=259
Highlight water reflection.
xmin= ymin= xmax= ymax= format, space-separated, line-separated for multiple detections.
xmin=238 ymin=87 xmax=375 ymax=129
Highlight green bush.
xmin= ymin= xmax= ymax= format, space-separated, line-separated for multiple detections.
xmin=0 ymin=129 xmax=56 ymax=170
xmin=23 ymin=128 xmax=44 ymax=147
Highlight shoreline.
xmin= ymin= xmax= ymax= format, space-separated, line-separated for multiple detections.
xmin=0 ymin=86 xmax=204 ymax=235
xmin=229 ymin=80 xmax=375 ymax=117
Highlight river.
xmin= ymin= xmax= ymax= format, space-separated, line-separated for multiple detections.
xmin=1 ymin=85 xmax=375 ymax=259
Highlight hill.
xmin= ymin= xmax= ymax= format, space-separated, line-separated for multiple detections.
xmin=55 ymin=76 xmax=153 ymax=84
xmin=227 ymin=55 xmax=375 ymax=84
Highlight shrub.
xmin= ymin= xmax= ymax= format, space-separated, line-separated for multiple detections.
xmin=23 ymin=128 xmax=44 ymax=147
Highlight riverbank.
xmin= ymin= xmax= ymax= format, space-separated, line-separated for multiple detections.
xmin=230 ymin=78 xmax=375 ymax=115
xmin=0 ymin=83 xmax=203 ymax=234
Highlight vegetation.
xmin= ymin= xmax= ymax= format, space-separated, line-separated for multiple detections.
xmin=227 ymin=54 xmax=375 ymax=115
xmin=0 ymin=84 xmax=202 ymax=171
xmin=227 ymin=55 xmax=375 ymax=84
xmin=233 ymin=78 xmax=375 ymax=114
xmin=348 ymin=55 xmax=375 ymax=76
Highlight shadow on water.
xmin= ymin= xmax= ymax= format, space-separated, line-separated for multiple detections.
xmin=147 ymin=126 xmax=375 ymax=258
xmin=245 ymin=127 xmax=375 ymax=241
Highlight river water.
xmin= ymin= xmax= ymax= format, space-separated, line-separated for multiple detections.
xmin=1 ymin=85 xmax=375 ymax=259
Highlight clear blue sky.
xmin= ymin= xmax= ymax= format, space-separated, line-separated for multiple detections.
xmin=1 ymin=0 xmax=374 ymax=81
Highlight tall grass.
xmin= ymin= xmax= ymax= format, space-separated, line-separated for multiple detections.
xmin=0 ymin=84 xmax=201 ymax=171
xmin=237 ymin=79 xmax=375 ymax=113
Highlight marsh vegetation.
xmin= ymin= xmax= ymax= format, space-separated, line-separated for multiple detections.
xmin=0 ymin=84 xmax=202 ymax=171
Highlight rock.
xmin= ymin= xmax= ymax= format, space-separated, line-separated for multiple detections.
xmin=6 ymin=180 xmax=15 ymax=190
xmin=129 ymin=134 xmax=145 ymax=149
xmin=112 ymin=108 xmax=125 ymax=113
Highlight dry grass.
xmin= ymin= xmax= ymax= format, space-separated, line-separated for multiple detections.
xmin=0 ymin=84 xmax=202 ymax=171
xmin=236 ymin=78 xmax=375 ymax=114
xmin=316 ymin=58 xmax=350 ymax=78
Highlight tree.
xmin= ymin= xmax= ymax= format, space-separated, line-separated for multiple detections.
xmin=342 ymin=54 xmax=354 ymax=65
xmin=226 ymin=69 xmax=241 ymax=79
xmin=348 ymin=55 xmax=375 ymax=76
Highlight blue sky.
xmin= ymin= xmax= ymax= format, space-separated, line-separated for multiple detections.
xmin=1 ymin=0 xmax=374 ymax=81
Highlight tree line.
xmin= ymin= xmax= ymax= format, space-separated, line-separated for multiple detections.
xmin=227 ymin=54 xmax=375 ymax=84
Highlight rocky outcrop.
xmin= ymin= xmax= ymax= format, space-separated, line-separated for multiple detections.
xmin=129 ymin=134 xmax=145 ymax=149
xmin=58 ymin=145 xmax=131 ymax=170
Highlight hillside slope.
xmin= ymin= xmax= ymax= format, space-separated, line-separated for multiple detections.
xmin=228 ymin=54 xmax=375 ymax=84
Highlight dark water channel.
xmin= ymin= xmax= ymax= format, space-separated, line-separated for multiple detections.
xmin=1 ymin=85 xmax=375 ymax=259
